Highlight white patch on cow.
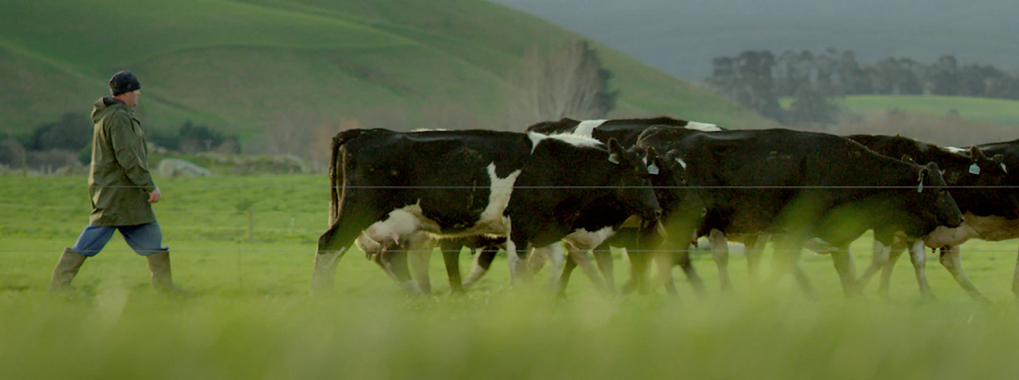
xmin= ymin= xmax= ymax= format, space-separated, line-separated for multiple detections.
xmin=366 ymin=163 xmax=521 ymax=244
xmin=357 ymin=209 xmax=424 ymax=254
xmin=371 ymin=209 xmax=421 ymax=239
xmin=545 ymin=132 xmax=603 ymax=148
xmin=529 ymin=131 xmax=603 ymax=154
xmin=685 ymin=121 xmax=722 ymax=132
xmin=573 ymin=119 xmax=607 ymax=137
xmin=475 ymin=163 xmax=522 ymax=233
xmin=411 ymin=128 xmax=449 ymax=132
xmin=1002 ymin=163 xmax=1008 ymax=173
xmin=563 ymin=227 xmax=617 ymax=251
xmin=675 ymin=157 xmax=688 ymax=169
xmin=946 ymin=146 xmax=967 ymax=154
xmin=528 ymin=132 xmax=548 ymax=154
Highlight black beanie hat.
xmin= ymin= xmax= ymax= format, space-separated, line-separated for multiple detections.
xmin=109 ymin=70 xmax=141 ymax=95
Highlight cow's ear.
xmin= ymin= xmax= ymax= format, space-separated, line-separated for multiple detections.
xmin=969 ymin=146 xmax=988 ymax=162
xmin=646 ymin=147 xmax=661 ymax=175
xmin=646 ymin=146 xmax=660 ymax=161
xmin=900 ymin=154 xmax=915 ymax=164
xmin=993 ymin=154 xmax=1008 ymax=173
xmin=917 ymin=166 xmax=928 ymax=192
xmin=607 ymin=138 xmax=623 ymax=164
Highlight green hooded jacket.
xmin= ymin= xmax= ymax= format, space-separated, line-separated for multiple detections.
xmin=87 ymin=97 xmax=157 ymax=226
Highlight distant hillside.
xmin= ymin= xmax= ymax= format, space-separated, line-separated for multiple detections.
xmin=0 ymin=0 xmax=773 ymax=141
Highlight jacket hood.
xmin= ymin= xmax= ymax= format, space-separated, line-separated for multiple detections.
xmin=91 ymin=97 xmax=128 ymax=124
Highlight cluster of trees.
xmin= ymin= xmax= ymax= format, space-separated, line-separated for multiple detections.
xmin=149 ymin=121 xmax=239 ymax=154
xmin=707 ymin=49 xmax=1019 ymax=125
xmin=0 ymin=116 xmax=238 ymax=171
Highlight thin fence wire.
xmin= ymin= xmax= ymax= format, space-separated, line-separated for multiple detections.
xmin=6 ymin=184 xmax=1019 ymax=189
xmin=5 ymin=182 xmax=1019 ymax=255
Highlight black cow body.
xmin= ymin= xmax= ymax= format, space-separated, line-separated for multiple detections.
xmin=846 ymin=134 xmax=1015 ymax=299
xmin=636 ymin=127 xmax=965 ymax=296
xmin=312 ymin=128 xmax=661 ymax=292
xmin=975 ymin=139 xmax=1019 ymax=298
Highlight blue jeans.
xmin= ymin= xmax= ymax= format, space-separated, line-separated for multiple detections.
xmin=70 ymin=221 xmax=168 ymax=257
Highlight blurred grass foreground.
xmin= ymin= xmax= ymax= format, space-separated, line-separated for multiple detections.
xmin=3 ymin=174 xmax=1019 ymax=380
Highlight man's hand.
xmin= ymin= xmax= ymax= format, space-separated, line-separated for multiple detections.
xmin=148 ymin=187 xmax=162 ymax=203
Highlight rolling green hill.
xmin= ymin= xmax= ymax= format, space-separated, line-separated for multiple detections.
xmin=0 ymin=0 xmax=772 ymax=140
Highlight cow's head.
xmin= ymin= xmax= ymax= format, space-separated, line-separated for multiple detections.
xmin=606 ymin=138 xmax=662 ymax=222
xmin=957 ymin=147 xmax=1019 ymax=219
xmin=908 ymin=162 xmax=964 ymax=234
xmin=643 ymin=149 xmax=703 ymax=218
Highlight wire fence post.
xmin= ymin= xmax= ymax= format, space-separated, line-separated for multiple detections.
xmin=247 ymin=209 xmax=254 ymax=243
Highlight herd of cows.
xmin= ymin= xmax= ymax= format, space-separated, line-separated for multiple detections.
xmin=309 ymin=117 xmax=1019 ymax=300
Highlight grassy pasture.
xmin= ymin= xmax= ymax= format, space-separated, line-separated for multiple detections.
xmin=2 ymin=174 xmax=1019 ymax=379
xmin=839 ymin=95 xmax=1019 ymax=127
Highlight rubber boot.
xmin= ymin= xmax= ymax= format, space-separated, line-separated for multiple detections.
xmin=146 ymin=251 xmax=190 ymax=296
xmin=50 ymin=247 xmax=87 ymax=291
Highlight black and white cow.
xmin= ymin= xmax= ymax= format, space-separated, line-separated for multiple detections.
xmin=431 ymin=117 xmax=718 ymax=294
xmin=845 ymin=134 xmax=1016 ymax=300
xmin=635 ymin=126 xmax=965 ymax=297
xmin=312 ymin=128 xmax=662 ymax=292
xmin=975 ymin=138 xmax=1019 ymax=298
xmin=522 ymin=117 xmax=720 ymax=292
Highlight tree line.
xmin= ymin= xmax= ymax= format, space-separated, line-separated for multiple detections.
xmin=707 ymin=48 xmax=1019 ymax=125
xmin=0 ymin=115 xmax=239 ymax=172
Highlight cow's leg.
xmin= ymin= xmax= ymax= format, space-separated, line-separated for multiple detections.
xmin=560 ymin=250 xmax=579 ymax=295
xmin=566 ymin=247 xmax=608 ymax=294
xmin=313 ymin=210 xmax=375 ymax=293
xmin=709 ymin=229 xmax=733 ymax=291
xmin=376 ymin=250 xmax=422 ymax=294
xmin=441 ymin=241 xmax=465 ymax=294
xmin=462 ymin=247 xmax=498 ymax=290
xmin=879 ymin=246 xmax=905 ymax=297
xmin=858 ymin=239 xmax=892 ymax=292
xmin=674 ymin=250 xmax=706 ymax=297
xmin=622 ymin=251 xmax=651 ymax=294
xmin=829 ymin=245 xmax=859 ymax=297
xmin=593 ymin=247 xmax=618 ymax=294
xmin=938 ymin=245 xmax=988 ymax=302
xmin=527 ymin=247 xmax=549 ymax=275
xmin=312 ymin=247 xmax=348 ymax=293
xmin=907 ymin=241 xmax=932 ymax=298
xmin=745 ymin=233 xmax=769 ymax=285
xmin=654 ymin=252 xmax=679 ymax=296
xmin=407 ymin=249 xmax=433 ymax=295
xmin=403 ymin=233 xmax=436 ymax=295
xmin=768 ymin=237 xmax=812 ymax=298
xmin=544 ymin=243 xmax=568 ymax=293
xmin=508 ymin=228 xmax=540 ymax=285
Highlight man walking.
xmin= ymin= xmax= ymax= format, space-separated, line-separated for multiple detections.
xmin=50 ymin=70 xmax=187 ymax=295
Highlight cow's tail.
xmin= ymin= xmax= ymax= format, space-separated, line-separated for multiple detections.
xmin=329 ymin=129 xmax=367 ymax=225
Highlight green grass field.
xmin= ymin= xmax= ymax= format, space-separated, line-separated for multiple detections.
xmin=839 ymin=95 xmax=1019 ymax=127
xmin=3 ymin=174 xmax=1019 ymax=379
